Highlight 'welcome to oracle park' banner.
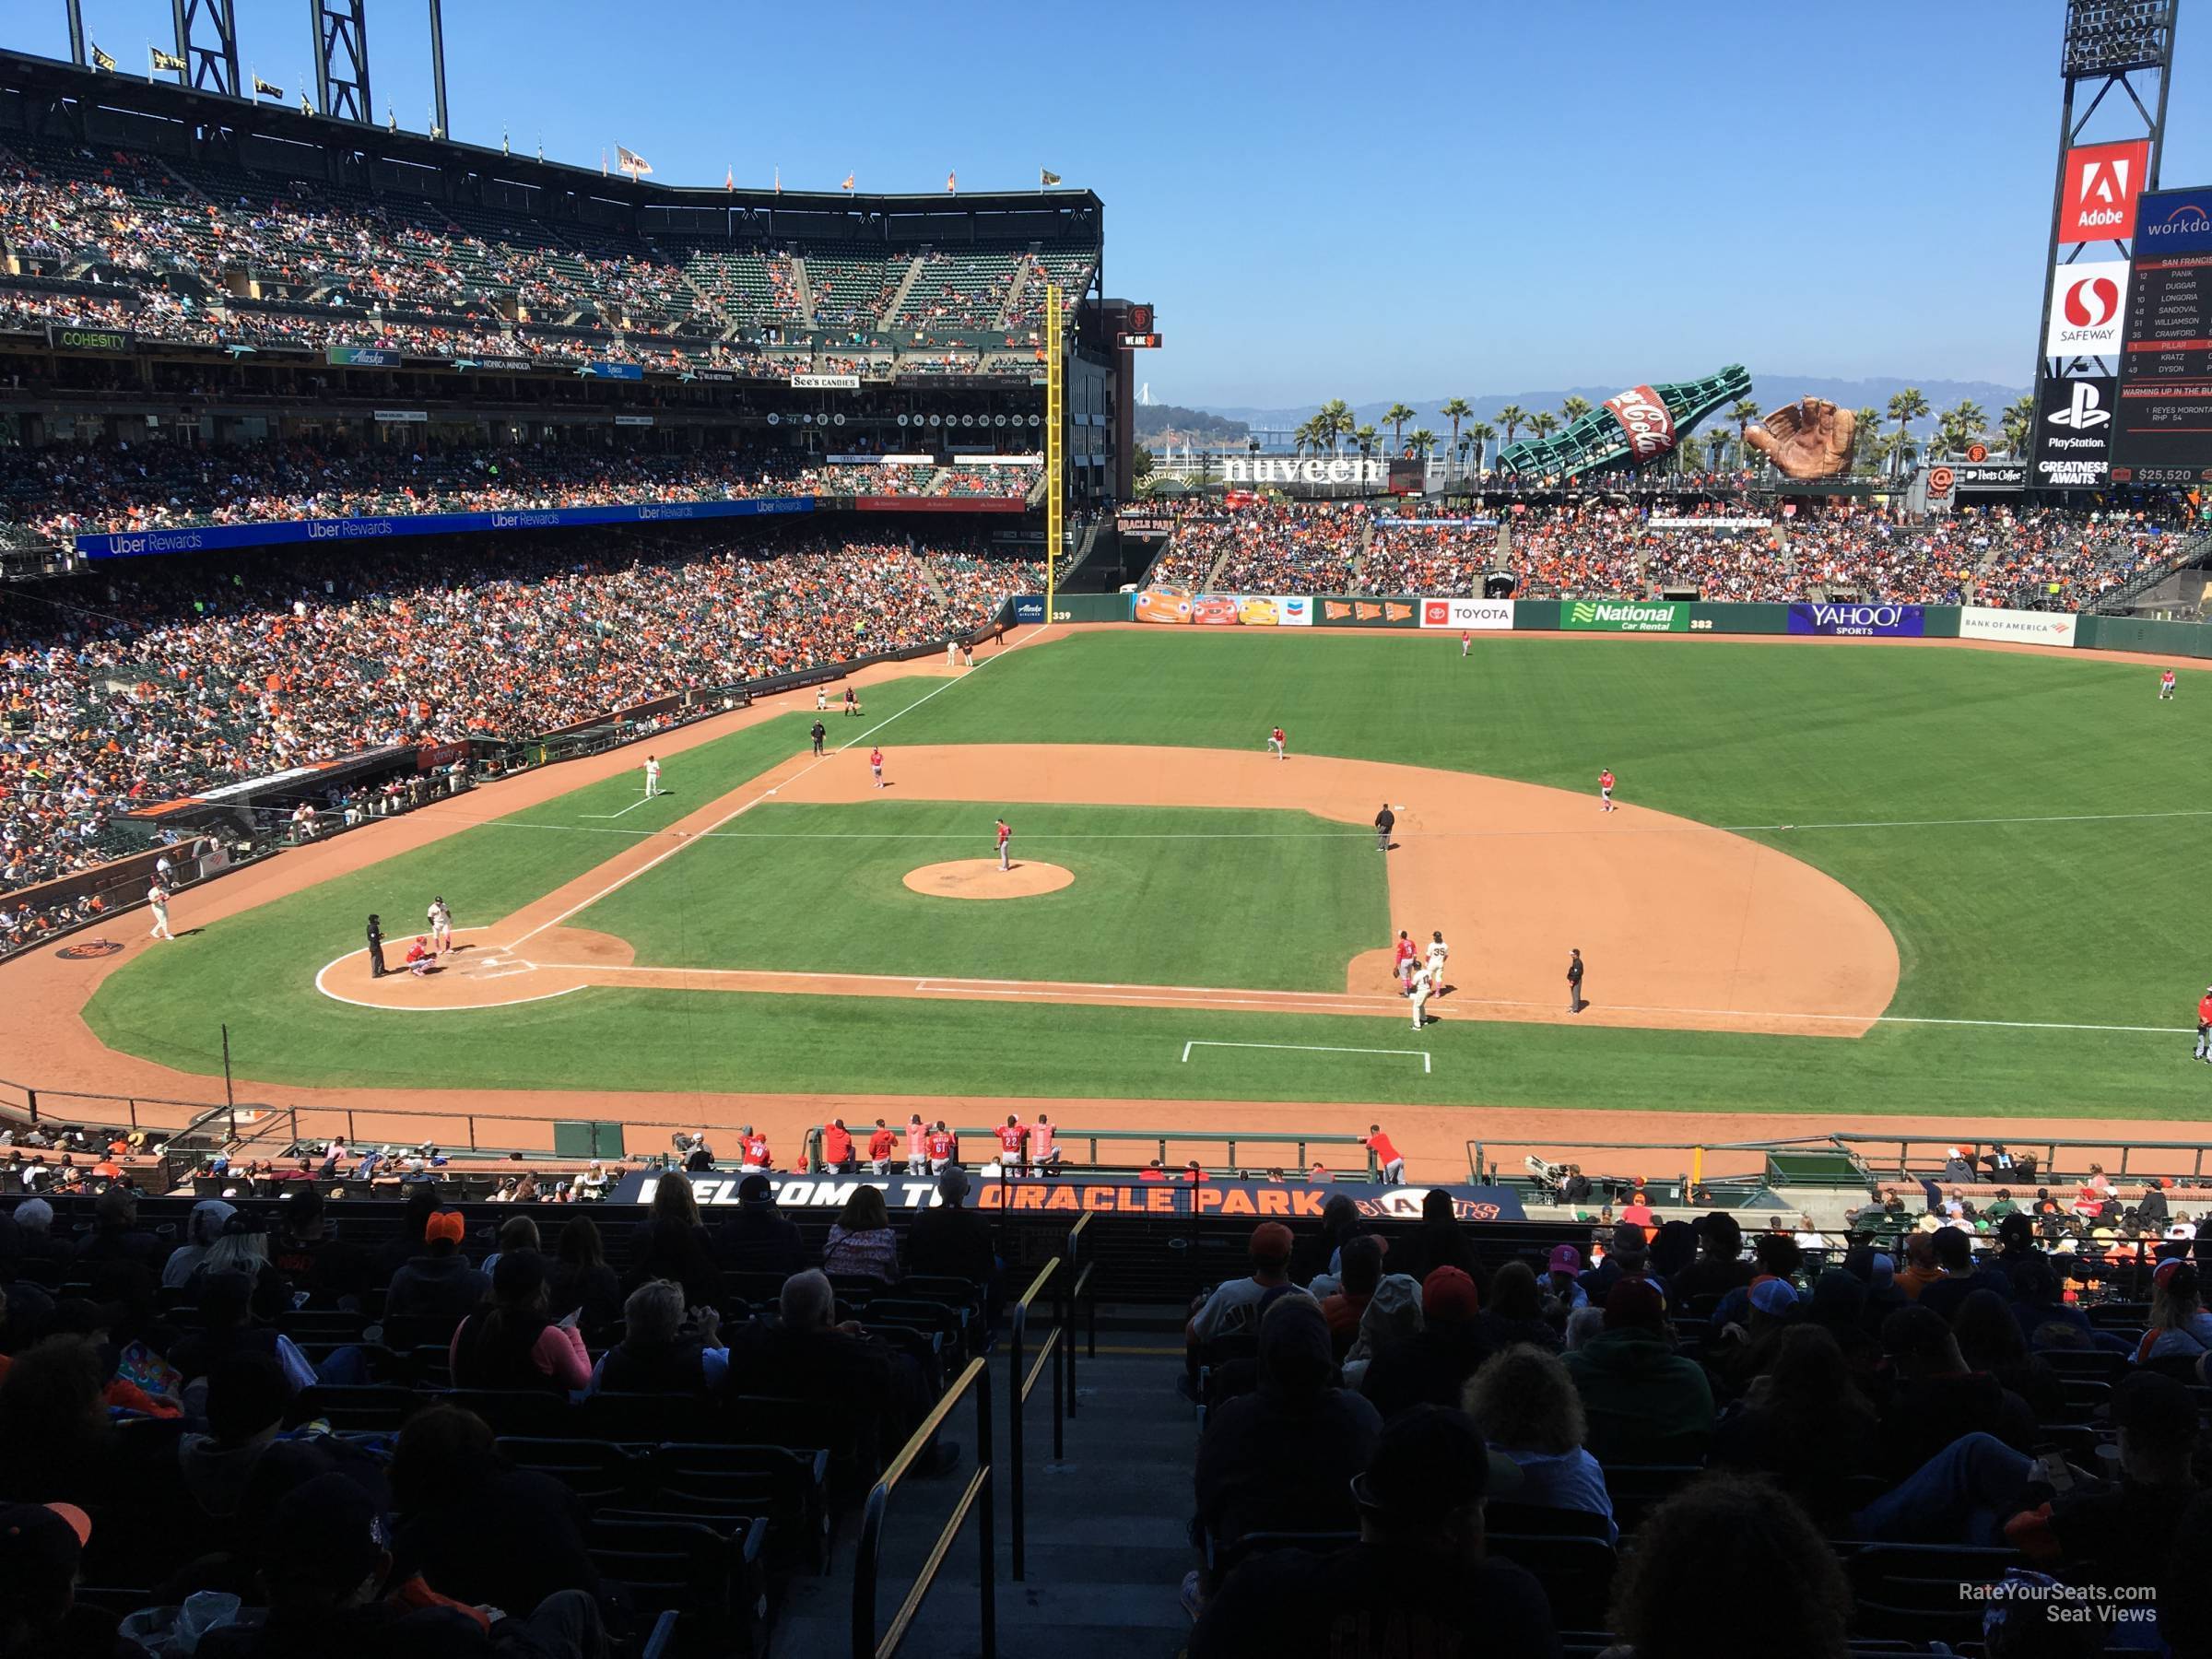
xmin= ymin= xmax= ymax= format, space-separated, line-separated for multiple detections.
xmin=613 ymin=1171 xmax=1525 ymax=1221
xmin=75 ymin=497 xmax=815 ymax=559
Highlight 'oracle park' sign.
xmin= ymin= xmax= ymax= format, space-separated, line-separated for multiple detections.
xmin=610 ymin=1170 xmax=1524 ymax=1221
xmin=1220 ymin=456 xmax=1386 ymax=486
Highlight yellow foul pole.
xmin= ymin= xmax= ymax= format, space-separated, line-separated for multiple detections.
xmin=1044 ymin=282 xmax=1064 ymax=627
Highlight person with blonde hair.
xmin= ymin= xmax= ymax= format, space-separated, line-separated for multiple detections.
xmin=1464 ymin=1344 xmax=1616 ymax=1539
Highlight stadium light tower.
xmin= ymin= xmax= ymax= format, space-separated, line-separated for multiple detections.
xmin=2029 ymin=1 xmax=2181 ymax=491
xmin=171 ymin=0 xmax=241 ymax=97
xmin=312 ymin=0 xmax=371 ymax=124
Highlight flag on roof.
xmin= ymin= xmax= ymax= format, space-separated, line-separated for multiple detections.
xmin=90 ymin=43 xmax=117 ymax=72
xmin=724 ymin=166 xmax=734 ymax=192
xmin=1040 ymin=167 xmax=1062 ymax=186
xmin=947 ymin=171 xmax=957 ymax=193
xmin=841 ymin=171 xmax=854 ymax=191
xmin=252 ymin=73 xmax=283 ymax=100
xmin=150 ymin=47 xmax=186 ymax=74
xmin=616 ymin=145 xmax=653 ymax=178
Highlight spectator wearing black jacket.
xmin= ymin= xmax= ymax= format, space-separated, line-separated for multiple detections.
xmin=715 ymin=1174 xmax=807 ymax=1274
xmin=626 ymin=1171 xmax=722 ymax=1309
xmin=1667 ymin=1213 xmax=1753 ymax=1307
xmin=906 ymin=1168 xmax=998 ymax=1305
xmin=1876 ymin=1303 xmax=2038 ymax=1479
xmin=382 ymin=1211 xmax=488 ymax=1324
xmin=1195 ymin=1293 xmax=1382 ymax=1550
xmin=1914 ymin=1227 xmax=2012 ymax=1324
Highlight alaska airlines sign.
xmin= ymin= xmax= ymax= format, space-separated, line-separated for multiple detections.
xmin=1220 ymin=456 xmax=1385 ymax=485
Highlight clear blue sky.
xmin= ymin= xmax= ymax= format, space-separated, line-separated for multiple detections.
xmin=18 ymin=1 xmax=2212 ymax=406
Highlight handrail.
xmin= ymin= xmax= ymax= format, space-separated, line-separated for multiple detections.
xmin=1005 ymin=1255 xmax=1059 ymax=1582
xmin=853 ymin=1354 xmax=994 ymax=1659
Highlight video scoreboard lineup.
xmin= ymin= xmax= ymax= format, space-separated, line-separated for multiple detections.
xmin=2114 ymin=185 xmax=2212 ymax=485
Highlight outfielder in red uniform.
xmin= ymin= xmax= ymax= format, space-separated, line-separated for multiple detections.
xmin=2195 ymin=986 xmax=2212 ymax=1062
xmin=1599 ymin=769 xmax=1616 ymax=812
xmin=2161 ymin=669 xmax=2178 ymax=700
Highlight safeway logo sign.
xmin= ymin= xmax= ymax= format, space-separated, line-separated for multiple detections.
xmin=2043 ymin=259 xmax=2131 ymax=358
xmin=2058 ymin=140 xmax=2150 ymax=241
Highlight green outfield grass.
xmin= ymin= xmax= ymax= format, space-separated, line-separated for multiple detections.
xmin=569 ymin=801 xmax=1382 ymax=989
xmin=79 ymin=629 xmax=2212 ymax=1118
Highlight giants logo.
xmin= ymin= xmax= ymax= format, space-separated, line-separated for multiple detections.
xmin=1603 ymin=386 xmax=1678 ymax=461
xmin=2058 ymin=141 xmax=2150 ymax=242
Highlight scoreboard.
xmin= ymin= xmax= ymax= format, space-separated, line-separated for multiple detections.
xmin=2114 ymin=186 xmax=2212 ymax=485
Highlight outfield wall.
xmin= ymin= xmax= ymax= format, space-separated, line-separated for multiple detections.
xmin=1090 ymin=589 xmax=2205 ymax=656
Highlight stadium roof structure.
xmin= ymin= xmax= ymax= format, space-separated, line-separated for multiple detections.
xmin=0 ymin=47 xmax=1103 ymax=241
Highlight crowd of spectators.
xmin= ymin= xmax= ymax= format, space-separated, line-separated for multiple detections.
xmin=0 ymin=1165 xmax=1009 ymax=1654
xmin=0 ymin=442 xmax=1032 ymax=547
xmin=0 ymin=528 xmax=1038 ymax=892
xmin=1184 ymin=1191 xmax=2212 ymax=1655
xmin=1153 ymin=499 xmax=2203 ymax=606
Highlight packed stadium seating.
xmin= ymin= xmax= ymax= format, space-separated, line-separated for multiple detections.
xmin=0 ymin=529 xmax=1040 ymax=894
xmin=2 ymin=1155 xmax=2206 ymax=1656
xmin=1159 ymin=500 xmax=2203 ymax=606
xmin=0 ymin=139 xmax=1100 ymax=373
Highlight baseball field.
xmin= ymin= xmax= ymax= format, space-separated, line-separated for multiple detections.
xmin=21 ymin=622 xmax=2212 ymax=1169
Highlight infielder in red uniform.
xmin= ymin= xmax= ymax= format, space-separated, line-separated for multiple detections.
xmin=1599 ymin=768 xmax=1616 ymax=812
xmin=869 ymin=747 xmax=886 ymax=788
xmin=1267 ymin=726 xmax=1287 ymax=760
xmin=1392 ymin=930 xmax=1418 ymax=995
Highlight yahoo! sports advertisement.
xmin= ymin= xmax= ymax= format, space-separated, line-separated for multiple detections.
xmin=1787 ymin=603 xmax=1927 ymax=638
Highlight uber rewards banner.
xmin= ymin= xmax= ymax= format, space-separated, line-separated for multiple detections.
xmin=1787 ymin=603 xmax=1926 ymax=638
xmin=613 ymin=1171 xmax=1524 ymax=1221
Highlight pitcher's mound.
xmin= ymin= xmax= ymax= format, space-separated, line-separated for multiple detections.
xmin=903 ymin=859 xmax=1074 ymax=900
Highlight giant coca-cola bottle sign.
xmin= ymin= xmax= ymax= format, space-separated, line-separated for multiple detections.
xmin=1603 ymin=385 xmax=1678 ymax=460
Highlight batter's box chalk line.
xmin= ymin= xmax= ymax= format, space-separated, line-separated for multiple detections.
xmin=1181 ymin=1039 xmax=1432 ymax=1074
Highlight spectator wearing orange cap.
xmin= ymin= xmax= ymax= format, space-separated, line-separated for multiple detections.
xmin=383 ymin=1210 xmax=488 ymax=1322
xmin=1185 ymin=1221 xmax=1297 ymax=1360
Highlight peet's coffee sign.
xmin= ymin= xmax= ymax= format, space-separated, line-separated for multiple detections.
xmin=613 ymin=1171 xmax=1524 ymax=1221
xmin=1220 ymin=456 xmax=1385 ymax=486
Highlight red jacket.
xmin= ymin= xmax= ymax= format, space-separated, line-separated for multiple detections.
xmin=822 ymin=1125 xmax=853 ymax=1163
xmin=867 ymin=1128 xmax=897 ymax=1161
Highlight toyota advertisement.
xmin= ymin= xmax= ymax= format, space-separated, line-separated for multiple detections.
xmin=1787 ymin=603 xmax=1926 ymax=638
xmin=2031 ymin=374 xmax=2118 ymax=488
xmin=1418 ymin=598 xmax=1516 ymax=631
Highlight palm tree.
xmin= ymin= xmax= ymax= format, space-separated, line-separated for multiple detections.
xmin=1887 ymin=387 xmax=1929 ymax=477
xmin=1527 ymin=411 xmax=1559 ymax=441
xmin=1943 ymin=399 xmax=1988 ymax=451
xmin=1466 ymin=420 xmax=1496 ymax=472
xmin=1318 ymin=398 xmax=1356 ymax=454
xmin=1999 ymin=394 xmax=2035 ymax=458
xmin=1439 ymin=396 xmax=1472 ymax=471
xmin=1559 ymin=395 xmax=1592 ymax=425
xmin=1496 ymin=404 xmax=1528 ymax=447
xmin=1407 ymin=428 xmax=1437 ymax=459
xmin=1291 ymin=416 xmax=1321 ymax=457
xmin=1382 ymin=402 xmax=1417 ymax=449
xmin=1353 ymin=424 xmax=1378 ymax=457
xmin=1730 ymin=397 xmax=1761 ymax=447
xmin=1852 ymin=407 xmax=1882 ymax=473
xmin=1703 ymin=429 xmax=1731 ymax=473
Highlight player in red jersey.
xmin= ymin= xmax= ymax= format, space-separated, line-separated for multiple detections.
xmin=996 ymin=817 xmax=1012 ymax=871
xmin=2195 ymin=985 xmax=2212 ymax=1063
xmin=820 ymin=1119 xmax=853 ymax=1172
xmin=1027 ymin=1114 xmax=1061 ymax=1173
xmin=1267 ymin=725 xmax=1287 ymax=760
xmin=866 ymin=1118 xmax=898 ymax=1174
xmin=1599 ymin=768 xmax=1616 ymax=812
xmin=2160 ymin=669 xmax=2178 ymax=700
xmin=1364 ymin=1124 xmax=1406 ymax=1184
xmin=1392 ymin=929 xmax=1418 ymax=996
xmin=905 ymin=1113 xmax=929 ymax=1176
xmin=925 ymin=1122 xmax=958 ymax=1174
xmin=738 ymin=1124 xmax=772 ymax=1171
xmin=995 ymin=1114 xmax=1029 ymax=1172
xmin=869 ymin=747 xmax=886 ymax=788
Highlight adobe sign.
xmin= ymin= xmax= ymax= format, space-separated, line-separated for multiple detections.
xmin=2058 ymin=140 xmax=2151 ymax=242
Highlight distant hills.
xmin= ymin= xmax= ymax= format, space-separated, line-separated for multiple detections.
xmin=1176 ymin=376 xmax=2031 ymax=439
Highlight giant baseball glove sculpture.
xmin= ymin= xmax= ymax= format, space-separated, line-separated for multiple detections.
xmin=1742 ymin=397 xmax=1856 ymax=479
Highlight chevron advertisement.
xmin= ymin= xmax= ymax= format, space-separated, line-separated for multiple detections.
xmin=1561 ymin=600 xmax=1688 ymax=633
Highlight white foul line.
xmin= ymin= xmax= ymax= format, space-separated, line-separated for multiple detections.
xmin=582 ymin=791 xmax=661 ymax=821
xmin=1724 ymin=807 xmax=2212 ymax=834
xmin=504 ymin=629 xmax=1052 ymax=953
xmin=1184 ymin=1039 xmax=1432 ymax=1073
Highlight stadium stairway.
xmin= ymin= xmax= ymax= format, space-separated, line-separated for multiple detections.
xmin=771 ymin=1338 xmax=1195 ymax=1657
xmin=792 ymin=256 xmax=818 ymax=327
xmin=881 ymin=256 xmax=927 ymax=330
